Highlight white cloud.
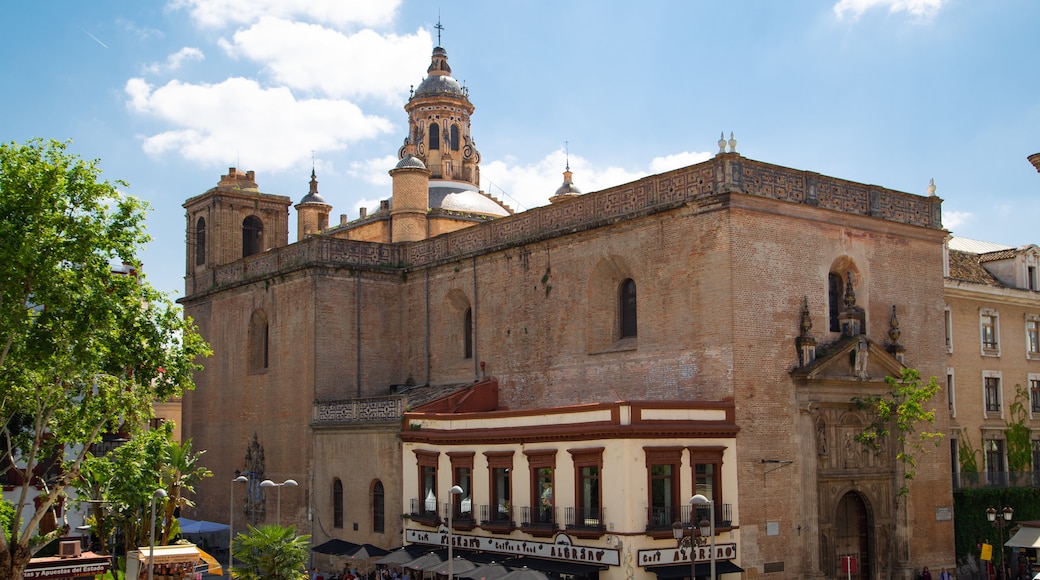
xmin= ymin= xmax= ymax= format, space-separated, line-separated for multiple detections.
xmin=833 ymin=0 xmax=946 ymax=20
xmin=942 ymin=209 xmax=972 ymax=231
xmin=648 ymin=151 xmax=713 ymax=174
xmin=480 ymin=149 xmax=712 ymax=213
xmin=222 ymin=18 xmax=430 ymax=102
xmin=348 ymin=155 xmax=398 ymax=186
xmin=169 ymin=0 xmax=401 ymax=29
xmin=124 ymin=76 xmax=394 ymax=172
xmin=143 ymin=47 xmax=204 ymax=75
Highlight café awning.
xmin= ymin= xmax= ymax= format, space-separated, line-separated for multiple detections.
xmin=136 ymin=545 xmax=201 ymax=564
xmin=197 ymin=548 xmax=224 ymax=575
xmin=1006 ymin=526 xmax=1040 ymax=549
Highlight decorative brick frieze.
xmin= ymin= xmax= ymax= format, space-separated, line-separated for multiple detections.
xmin=184 ymin=155 xmax=943 ymax=299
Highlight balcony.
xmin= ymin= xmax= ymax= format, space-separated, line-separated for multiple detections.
xmin=519 ymin=506 xmax=559 ymax=537
xmin=479 ymin=503 xmax=514 ymax=532
xmin=657 ymin=503 xmax=734 ymax=533
xmin=565 ymin=507 xmax=607 ymax=538
xmin=409 ymin=497 xmax=439 ymax=527
xmin=954 ymin=471 xmax=1040 ymax=490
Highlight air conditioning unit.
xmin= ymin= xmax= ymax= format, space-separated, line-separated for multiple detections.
xmin=59 ymin=540 xmax=81 ymax=558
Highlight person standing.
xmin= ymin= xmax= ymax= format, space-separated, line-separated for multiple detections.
xmin=938 ymin=567 xmax=952 ymax=580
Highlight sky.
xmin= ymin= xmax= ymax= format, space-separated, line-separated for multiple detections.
xmin=2 ymin=0 xmax=1038 ymax=302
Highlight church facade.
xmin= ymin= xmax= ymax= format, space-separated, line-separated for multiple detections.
xmin=179 ymin=43 xmax=955 ymax=579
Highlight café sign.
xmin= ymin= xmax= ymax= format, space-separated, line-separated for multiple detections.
xmin=406 ymin=528 xmax=620 ymax=567
xmin=637 ymin=543 xmax=737 ymax=568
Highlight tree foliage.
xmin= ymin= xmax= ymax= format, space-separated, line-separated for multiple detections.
xmin=1004 ymin=384 xmax=1032 ymax=473
xmin=0 ymin=139 xmax=210 ymax=580
xmin=852 ymin=368 xmax=944 ymax=497
xmin=230 ymin=525 xmax=310 ymax=580
xmin=159 ymin=438 xmax=212 ymax=545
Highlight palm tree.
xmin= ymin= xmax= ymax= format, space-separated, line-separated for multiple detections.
xmin=230 ymin=525 xmax=310 ymax=580
xmin=159 ymin=438 xmax=212 ymax=544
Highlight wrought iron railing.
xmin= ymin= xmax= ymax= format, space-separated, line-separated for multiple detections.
xmin=565 ymin=507 xmax=606 ymax=531
xmin=519 ymin=505 xmax=559 ymax=530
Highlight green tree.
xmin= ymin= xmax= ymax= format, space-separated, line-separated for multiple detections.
xmin=0 ymin=139 xmax=210 ymax=580
xmin=230 ymin=525 xmax=310 ymax=580
xmin=1004 ymin=384 xmax=1032 ymax=474
xmin=69 ymin=424 xmax=177 ymax=580
xmin=159 ymin=438 xmax=212 ymax=545
xmin=853 ymin=367 xmax=944 ymax=497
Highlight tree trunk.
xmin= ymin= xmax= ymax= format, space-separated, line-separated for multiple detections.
xmin=0 ymin=542 xmax=34 ymax=580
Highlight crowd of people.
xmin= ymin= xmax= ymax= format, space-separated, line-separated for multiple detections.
xmin=311 ymin=565 xmax=408 ymax=580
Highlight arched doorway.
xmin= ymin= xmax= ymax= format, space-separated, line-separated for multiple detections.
xmin=835 ymin=491 xmax=872 ymax=579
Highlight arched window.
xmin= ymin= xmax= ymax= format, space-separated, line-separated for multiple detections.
xmin=372 ymin=481 xmax=385 ymax=533
xmin=248 ymin=310 xmax=268 ymax=373
xmin=242 ymin=216 xmax=264 ymax=258
xmin=450 ymin=125 xmax=460 ymax=151
xmin=195 ymin=217 xmax=206 ymax=266
xmin=464 ymin=307 xmax=473 ymax=359
xmin=828 ymin=272 xmax=843 ymax=332
xmin=619 ymin=279 xmax=637 ymax=339
xmin=333 ymin=479 xmax=343 ymax=529
xmin=429 ymin=123 xmax=440 ymax=150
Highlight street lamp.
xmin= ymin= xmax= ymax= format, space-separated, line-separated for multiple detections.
xmin=259 ymin=479 xmax=298 ymax=525
xmin=447 ymin=485 xmax=464 ymax=580
xmin=691 ymin=494 xmax=715 ymax=580
xmin=148 ymin=489 xmax=168 ymax=580
xmin=229 ymin=475 xmax=248 ymax=571
xmin=671 ymin=506 xmax=710 ymax=579
xmin=986 ymin=505 xmax=1014 ymax=579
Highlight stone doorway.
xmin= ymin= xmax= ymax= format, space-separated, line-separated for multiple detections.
xmin=834 ymin=491 xmax=872 ymax=579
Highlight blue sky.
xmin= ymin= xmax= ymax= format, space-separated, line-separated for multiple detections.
xmin=2 ymin=0 xmax=1038 ymax=301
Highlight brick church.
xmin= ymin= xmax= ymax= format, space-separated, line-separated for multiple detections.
xmin=179 ymin=41 xmax=955 ymax=579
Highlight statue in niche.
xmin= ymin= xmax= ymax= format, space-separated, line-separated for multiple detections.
xmin=843 ymin=432 xmax=861 ymax=469
xmin=817 ymin=422 xmax=828 ymax=455
xmin=854 ymin=336 xmax=869 ymax=379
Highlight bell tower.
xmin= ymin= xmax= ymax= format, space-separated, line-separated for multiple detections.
xmin=183 ymin=167 xmax=291 ymax=296
xmin=400 ymin=36 xmax=481 ymax=188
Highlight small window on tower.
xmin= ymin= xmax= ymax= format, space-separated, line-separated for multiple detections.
xmin=429 ymin=123 xmax=440 ymax=150
xmin=242 ymin=216 xmax=264 ymax=258
xmin=450 ymin=125 xmax=460 ymax=151
xmin=195 ymin=217 xmax=206 ymax=266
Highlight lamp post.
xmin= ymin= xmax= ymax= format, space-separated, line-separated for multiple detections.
xmin=229 ymin=475 xmax=248 ymax=571
xmin=259 ymin=479 xmax=299 ymax=525
xmin=691 ymin=494 xmax=715 ymax=580
xmin=148 ymin=489 xmax=168 ymax=580
xmin=447 ymin=485 xmax=464 ymax=580
xmin=986 ymin=505 xmax=1014 ymax=579
xmin=671 ymin=505 xmax=710 ymax=579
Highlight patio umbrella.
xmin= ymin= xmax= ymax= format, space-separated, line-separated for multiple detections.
xmin=345 ymin=544 xmax=390 ymax=560
xmin=313 ymin=539 xmax=362 ymax=556
xmin=403 ymin=552 xmax=445 ymax=571
xmin=376 ymin=546 xmax=431 ymax=566
xmin=457 ymin=564 xmax=513 ymax=580
xmin=496 ymin=567 xmax=548 ymax=580
xmin=427 ymin=556 xmax=478 ymax=576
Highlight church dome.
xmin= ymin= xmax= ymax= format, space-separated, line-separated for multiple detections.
xmin=554 ymin=181 xmax=581 ymax=197
xmin=412 ymin=45 xmax=467 ymax=99
xmin=414 ymin=72 xmax=464 ymax=98
xmin=395 ymin=154 xmax=427 ymax=170
xmin=429 ymin=181 xmax=511 ymax=217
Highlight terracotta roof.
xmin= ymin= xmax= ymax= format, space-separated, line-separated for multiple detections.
xmin=947 ymin=250 xmax=1003 ymax=286
xmin=978 ymin=248 xmax=1018 ymax=262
